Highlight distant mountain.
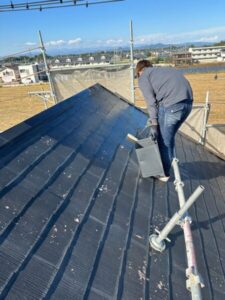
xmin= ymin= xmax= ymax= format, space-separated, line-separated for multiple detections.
xmin=134 ymin=41 xmax=214 ymax=50
xmin=189 ymin=41 xmax=214 ymax=47
xmin=178 ymin=41 xmax=214 ymax=47
xmin=45 ymin=41 xmax=215 ymax=56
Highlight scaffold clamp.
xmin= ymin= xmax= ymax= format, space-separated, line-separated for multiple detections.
xmin=174 ymin=179 xmax=184 ymax=189
xmin=155 ymin=228 xmax=171 ymax=242
xmin=186 ymin=267 xmax=205 ymax=290
xmin=177 ymin=215 xmax=192 ymax=226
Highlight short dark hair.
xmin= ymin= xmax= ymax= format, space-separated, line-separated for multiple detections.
xmin=136 ymin=60 xmax=152 ymax=77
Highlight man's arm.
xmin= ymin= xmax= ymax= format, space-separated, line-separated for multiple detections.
xmin=139 ymin=74 xmax=158 ymax=124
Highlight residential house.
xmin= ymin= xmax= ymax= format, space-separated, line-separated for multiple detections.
xmin=0 ymin=66 xmax=20 ymax=84
xmin=18 ymin=64 xmax=40 ymax=84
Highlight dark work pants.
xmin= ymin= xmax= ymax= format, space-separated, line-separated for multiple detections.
xmin=157 ymin=100 xmax=193 ymax=176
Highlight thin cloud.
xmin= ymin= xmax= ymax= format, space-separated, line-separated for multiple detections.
xmin=46 ymin=40 xmax=66 ymax=47
xmin=68 ymin=38 xmax=82 ymax=45
xmin=197 ymin=35 xmax=219 ymax=42
xmin=25 ymin=42 xmax=36 ymax=46
xmin=43 ymin=37 xmax=127 ymax=49
xmin=105 ymin=39 xmax=125 ymax=45
xmin=189 ymin=26 xmax=225 ymax=35
xmin=135 ymin=26 xmax=225 ymax=44
xmin=37 ymin=26 xmax=225 ymax=52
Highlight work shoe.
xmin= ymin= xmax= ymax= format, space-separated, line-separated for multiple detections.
xmin=156 ymin=176 xmax=170 ymax=182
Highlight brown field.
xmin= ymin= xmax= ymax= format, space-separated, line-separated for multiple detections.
xmin=0 ymin=83 xmax=53 ymax=132
xmin=135 ymin=72 xmax=225 ymax=124
xmin=0 ymin=71 xmax=225 ymax=132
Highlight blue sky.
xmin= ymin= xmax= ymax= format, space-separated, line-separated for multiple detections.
xmin=1 ymin=0 xmax=225 ymax=56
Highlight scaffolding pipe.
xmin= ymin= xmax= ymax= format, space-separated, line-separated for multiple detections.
xmin=129 ymin=20 xmax=135 ymax=104
xmin=0 ymin=47 xmax=41 ymax=60
xmin=172 ymin=158 xmax=186 ymax=208
xmin=0 ymin=0 xmax=125 ymax=12
xmin=199 ymin=91 xmax=210 ymax=145
xmin=172 ymin=158 xmax=204 ymax=300
xmin=192 ymin=104 xmax=205 ymax=109
xmin=28 ymin=91 xmax=52 ymax=109
xmin=206 ymin=124 xmax=225 ymax=128
xmin=38 ymin=30 xmax=57 ymax=104
xmin=183 ymin=219 xmax=204 ymax=300
xmin=149 ymin=185 xmax=204 ymax=252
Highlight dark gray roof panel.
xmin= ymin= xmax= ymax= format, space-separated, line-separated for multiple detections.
xmin=0 ymin=84 xmax=225 ymax=299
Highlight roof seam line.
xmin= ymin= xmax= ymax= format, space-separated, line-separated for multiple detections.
xmin=115 ymin=170 xmax=141 ymax=299
xmin=0 ymin=102 xmax=118 ymax=296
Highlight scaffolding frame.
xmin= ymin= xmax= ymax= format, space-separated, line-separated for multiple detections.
xmin=0 ymin=32 xmax=57 ymax=105
xmin=28 ymin=91 xmax=53 ymax=109
xmin=38 ymin=30 xmax=57 ymax=104
xmin=149 ymin=158 xmax=205 ymax=300
xmin=192 ymin=91 xmax=225 ymax=146
xmin=130 ymin=20 xmax=135 ymax=104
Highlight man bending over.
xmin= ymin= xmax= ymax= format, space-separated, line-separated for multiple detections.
xmin=136 ymin=60 xmax=193 ymax=182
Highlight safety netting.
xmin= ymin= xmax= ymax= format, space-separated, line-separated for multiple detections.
xmin=51 ymin=66 xmax=225 ymax=159
xmin=180 ymin=106 xmax=225 ymax=159
xmin=51 ymin=64 xmax=131 ymax=102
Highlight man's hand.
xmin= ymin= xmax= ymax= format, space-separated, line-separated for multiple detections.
xmin=150 ymin=125 xmax=159 ymax=141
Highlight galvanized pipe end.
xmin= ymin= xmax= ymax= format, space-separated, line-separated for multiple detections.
xmin=149 ymin=234 xmax=166 ymax=252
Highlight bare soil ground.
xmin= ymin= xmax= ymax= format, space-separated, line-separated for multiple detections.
xmin=0 ymin=83 xmax=53 ymax=132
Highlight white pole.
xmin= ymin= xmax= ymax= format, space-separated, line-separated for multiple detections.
xmin=153 ymin=186 xmax=204 ymax=244
xmin=130 ymin=20 xmax=135 ymax=104
xmin=38 ymin=30 xmax=57 ymax=104
xmin=172 ymin=158 xmax=186 ymax=207
xmin=199 ymin=91 xmax=210 ymax=145
xmin=172 ymin=158 xmax=204 ymax=300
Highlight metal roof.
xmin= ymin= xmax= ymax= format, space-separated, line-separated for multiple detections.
xmin=0 ymin=84 xmax=225 ymax=299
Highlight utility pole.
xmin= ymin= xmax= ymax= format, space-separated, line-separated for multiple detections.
xmin=38 ymin=30 xmax=57 ymax=104
xmin=130 ymin=20 xmax=135 ymax=104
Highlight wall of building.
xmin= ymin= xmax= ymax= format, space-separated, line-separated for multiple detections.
xmin=0 ymin=68 xmax=18 ymax=83
xmin=18 ymin=65 xmax=39 ymax=83
xmin=189 ymin=46 xmax=225 ymax=63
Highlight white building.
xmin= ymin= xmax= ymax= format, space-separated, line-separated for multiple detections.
xmin=0 ymin=66 xmax=20 ymax=84
xmin=18 ymin=64 xmax=39 ymax=84
xmin=189 ymin=45 xmax=225 ymax=63
xmin=89 ymin=56 xmax=95 ymax=64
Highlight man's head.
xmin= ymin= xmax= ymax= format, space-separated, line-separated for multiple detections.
xmin=136 ymin=59 xmax=153 ymax=78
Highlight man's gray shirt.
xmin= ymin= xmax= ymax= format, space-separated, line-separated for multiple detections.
xmin=138 ymin=67 xmax=193 ymax=121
